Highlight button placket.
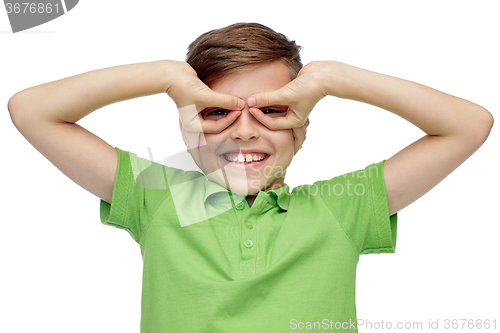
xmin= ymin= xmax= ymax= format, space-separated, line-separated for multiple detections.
xmin=235 ymin=200 xmax=245 ymax=210
xmin=241 ymin=216 xmax=255 ymax=256
xmin=239 ymin=199 xmax=257 ymax=277
xmin=244 ymin=220 xmax=253 ymax=229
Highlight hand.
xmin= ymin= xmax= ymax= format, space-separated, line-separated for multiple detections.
xmin=164 ymin=60 xmax=245 ymax=133
xmin=246 ymin=61 xmax=329 ymax=127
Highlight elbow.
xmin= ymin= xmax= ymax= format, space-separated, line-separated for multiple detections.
xmin=469 ymin=106 xmax=493 ymax=145
xmin=8 ymin=90 xmax=31 ymax=126
xmin=8 ymin=93 xmax=23 ymax=125
xmin=480 ymin=107 xmax=494 ymax=138
xmin=8 ymin=93 xmax=19 ymax=114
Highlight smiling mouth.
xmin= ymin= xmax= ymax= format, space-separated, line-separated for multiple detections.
xmin=221 ymin=152 xmax=269 ymax=164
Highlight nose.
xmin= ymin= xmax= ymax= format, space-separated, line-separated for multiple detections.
xmin=229 ymin=107 xmax=260 ymax=141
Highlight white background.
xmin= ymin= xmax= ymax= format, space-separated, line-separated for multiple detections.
xmin=1 ymin=1 xmax=498 ymax=332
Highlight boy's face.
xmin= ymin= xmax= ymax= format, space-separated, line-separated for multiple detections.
xmin=180 ymin=60 xmax=301 ymax=196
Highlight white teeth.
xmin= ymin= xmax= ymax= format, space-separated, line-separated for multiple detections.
xmin=223 ymin=152 xmax=267 ymax=163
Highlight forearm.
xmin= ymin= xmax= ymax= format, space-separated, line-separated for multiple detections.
xmin=9 ymin=60 xmax=170 ymax=124
xmin=324 ymin=61 xmax=493 ymax=141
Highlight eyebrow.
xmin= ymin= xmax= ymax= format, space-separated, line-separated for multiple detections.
xmin=201 ymin=107 xmax=225 ymax=113
xmin=264 ymin=105 xmax=288 ymax=110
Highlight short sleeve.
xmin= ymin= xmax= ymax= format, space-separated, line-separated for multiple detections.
xmin=318 ymin=160 xmax=397 ymax=255
xmin=99 ymin=147 xmax=168 ymax=243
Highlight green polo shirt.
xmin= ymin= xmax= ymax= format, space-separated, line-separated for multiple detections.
xmin=100 ymin=147 xmax=397 ymax=332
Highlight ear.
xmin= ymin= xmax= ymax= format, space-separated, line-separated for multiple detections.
xmin=293 ymin=137 xmax=303 ymax=156
xmin=293 ymin=118 xmax=309 ymax=156
xmin=292 ymin=128 xmax=307 ymax=156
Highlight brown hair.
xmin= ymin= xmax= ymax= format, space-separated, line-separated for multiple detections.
xmin=186 ymin=22 xmax=303 ymax=87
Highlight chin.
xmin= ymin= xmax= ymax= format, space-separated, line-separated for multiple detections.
xmin=234 ymin=180 xmax=280 ymax=196
xmin=226 ymin=180 xmax=260 ymax=196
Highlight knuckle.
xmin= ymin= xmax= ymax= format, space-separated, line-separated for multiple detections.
xmin=258 ymin=95 xmax=269 ymax=107
xmin=226 ymin=95 xmax=236 ymax=108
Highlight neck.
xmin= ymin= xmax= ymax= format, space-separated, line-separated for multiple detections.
xmin=245 ymin=194 xmax=257 ymax=208
xmin=245 ymin=181 xmax=284 ymax=208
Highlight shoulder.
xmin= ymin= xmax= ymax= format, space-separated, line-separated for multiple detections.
xmin=289 ymin=160 xmax=384 ymax=199
xmin=117 ymin=148 xmax=205 ymax=191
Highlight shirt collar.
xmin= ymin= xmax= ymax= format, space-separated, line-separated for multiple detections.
xmin=266 ymin=184 xmax=290 ymax=211
xmin=203 ymin=180 xmax=290 ymax=211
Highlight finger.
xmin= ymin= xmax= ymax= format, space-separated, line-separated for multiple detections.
xmin=179 ymin=104 xmax=241 ymax=133
xmin=201 ymin=110 xmax=242 ymax=133
xmin=248 ymin=108 xmax=296 ymax=130
xmin=248 ymin=107 xmax=302 ymax=130
xmin=178 ymin=104 xmax=202 ymax=132
xmin=247 ymin=86 xmax=290 ymax=108
xmin=292 ymin=125 xmax=305 ymax=141
xmin=206 ymin=90 xmax=245 ymax=111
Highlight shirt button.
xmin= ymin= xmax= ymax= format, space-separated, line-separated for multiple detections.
xmin=243 ymin=239 xmax=254 ymax=248
xmin=235 ymin=201 xmax=245 ymax=210
xmin=244 ymin=220 xmax=253 ymax=229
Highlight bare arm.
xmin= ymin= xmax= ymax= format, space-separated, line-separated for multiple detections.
xmin=8 ymin=59 xmax=245 ymax=205
xmin=245 ymin=60 xmax=494 ymax=216
xmin=8 ymin=60 xmax=173 ymax=204
xmin=324 ymin=61 xmax=494 ymax=215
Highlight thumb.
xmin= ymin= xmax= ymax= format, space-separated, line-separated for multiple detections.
xmin=207 ymin=90 xmax=245 ymax=110
xmin=247 ymin=86 xmax=290 ymax=108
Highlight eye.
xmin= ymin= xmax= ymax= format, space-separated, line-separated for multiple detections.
xmin=261 ymin=108 xmax=281 ymax=114
xmin=202 ymin=109 xmax=229 ymax=120
xmin=260 ymin=106 xmax=287 ymax=117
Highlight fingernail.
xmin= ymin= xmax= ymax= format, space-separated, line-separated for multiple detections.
xmin=238 ymin=99 xmax=245 ymax=109
xmin=248 ymin=97 xmax=256 ymax=107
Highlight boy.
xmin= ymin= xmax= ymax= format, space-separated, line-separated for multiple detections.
xmin=8 ymin=22 xmax=493 ymax=332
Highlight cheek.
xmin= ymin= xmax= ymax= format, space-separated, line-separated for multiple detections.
xmin=185 ymin=133 xmax=212 ymax=172
xmin=273 ymin=130 xmax=295 ymax=157
xmin=199 ymin=133 xmax=217 ymax=162
xmin=197 ymin=132 xmax=228 ymax=151
xmin=199 ymin=133 xmax=209 ymax=147
xmin=196 ymin=133 xmax=235 ymax=172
